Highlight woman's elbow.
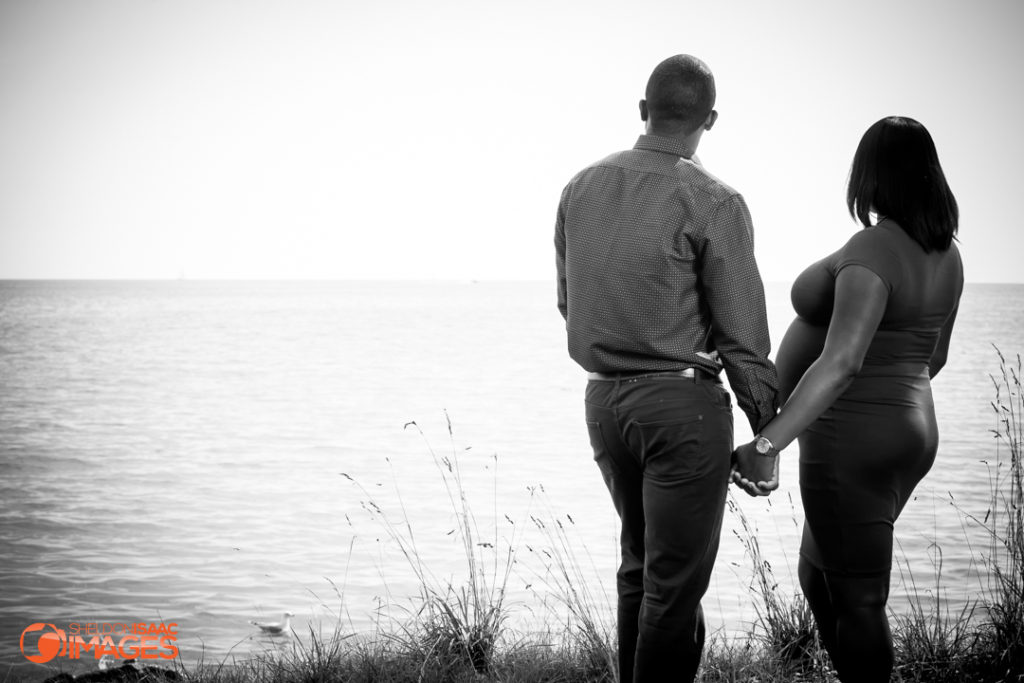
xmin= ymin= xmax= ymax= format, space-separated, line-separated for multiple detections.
xmin=826 ymin=353 xmax=863 ymax=382
xmin=819 ymin=337 xmax=868 ymax=383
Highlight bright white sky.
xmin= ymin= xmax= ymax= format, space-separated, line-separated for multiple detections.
xmin=1 ymin=0 xmax=1021 ymax=282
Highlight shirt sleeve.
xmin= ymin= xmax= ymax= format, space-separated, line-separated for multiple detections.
xmin=697 ymin=193 xmax=780 ymax=432
xmin=834 ymin=228 xmax=903 ymax=293
xmin=555 ymin=183 xmax=570 ymax=321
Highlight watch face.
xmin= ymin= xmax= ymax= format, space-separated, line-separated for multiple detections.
xmin=755 ymin=437 xmax=771 ymax=454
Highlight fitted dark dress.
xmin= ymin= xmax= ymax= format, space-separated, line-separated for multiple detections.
xmin=775 ymin=220 xmax=963 ymax=576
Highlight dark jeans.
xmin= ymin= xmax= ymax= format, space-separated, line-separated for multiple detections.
xmin=584 ymin=374 xmax=734 ymax=683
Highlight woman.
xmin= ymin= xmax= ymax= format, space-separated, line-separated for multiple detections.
xmin=733 ymin=116 xmax=963 ymax=682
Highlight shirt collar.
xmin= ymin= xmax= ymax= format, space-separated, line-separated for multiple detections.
xmin=634 ymin=134 xmax=696 ymax=160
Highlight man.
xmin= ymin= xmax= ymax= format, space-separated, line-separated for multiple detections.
xmin=554 ymin=54 xmax=780 ymax=682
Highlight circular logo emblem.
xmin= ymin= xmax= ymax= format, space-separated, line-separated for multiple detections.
xmin=20 ymin=623 xmax=66 ymax=663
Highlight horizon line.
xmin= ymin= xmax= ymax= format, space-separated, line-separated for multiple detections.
xmin=0 ymin=276 xmax=1021 ymax=286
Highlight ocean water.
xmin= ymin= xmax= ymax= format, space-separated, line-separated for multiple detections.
xmin=0 ymin=279 xmax=1021 ymax=678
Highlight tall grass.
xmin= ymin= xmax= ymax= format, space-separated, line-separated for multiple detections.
xmin=86 ymin=350 xmax=1022 ymax=683
xmin=981 ymin=348 xmax=1024 ymax=681
xmin=890 ymin=540 xmax=984 ymax=682
xmin=729 ymin=494 xmax=818 ymax=666
xmin=724 ymin=494 xmax=832 ymax=681
xmin=340 ymin=414 xmax=518 ymax=677
xmin=335 ymin=412 xmax=615 ymax=682
xmin=160 ymin=413 xmax=616 ymax=683
xmin=520 ymin=491 xmax=616 ymax=681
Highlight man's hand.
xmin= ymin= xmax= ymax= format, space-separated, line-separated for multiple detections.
xmin=730 ymin=441 xmax=779 ymax=497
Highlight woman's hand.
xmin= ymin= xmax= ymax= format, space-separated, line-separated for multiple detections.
xmin=731 ymin=441 xmax=779 ymax=497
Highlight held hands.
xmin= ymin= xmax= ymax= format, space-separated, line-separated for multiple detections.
xmin=730 ymin=440 xmax=780 ymax=497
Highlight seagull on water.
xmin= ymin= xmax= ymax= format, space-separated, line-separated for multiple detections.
xmin=249 ymin=612 xmax=294 ymax=635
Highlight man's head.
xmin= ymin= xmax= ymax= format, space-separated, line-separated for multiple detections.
xmin=639 ymin=55 xmax=717 ymax=136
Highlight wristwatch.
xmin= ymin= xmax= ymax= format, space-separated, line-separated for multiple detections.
xmin=754 ymin=434 xmax=779 ymax=457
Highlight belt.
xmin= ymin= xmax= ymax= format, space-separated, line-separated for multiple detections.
xmin=586 ymin=367 xmax=717 ymax=383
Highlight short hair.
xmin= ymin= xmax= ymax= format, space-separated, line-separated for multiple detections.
xmin=846 ymin=116 xmax=959 ymax=252
xmin=644 ymin=55 xmax=716 ymax=134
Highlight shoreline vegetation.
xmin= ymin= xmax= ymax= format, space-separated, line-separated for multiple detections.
xmin=17 ymin=350 xmax=1024 ymax=683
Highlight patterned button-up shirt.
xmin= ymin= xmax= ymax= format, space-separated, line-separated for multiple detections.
xmin=555 ymin=134 xmax=779 ymax=432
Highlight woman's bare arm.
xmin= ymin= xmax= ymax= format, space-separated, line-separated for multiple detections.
xmin=733 ymin=264 xmax=888 ymax=493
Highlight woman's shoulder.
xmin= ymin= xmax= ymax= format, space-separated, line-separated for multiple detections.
xmin=842 ymin=222 xmax=901 ymax=249
xmin=835 ymin=224 xmax=904 ymax=290
xmin=836 ymin=224 xmax=902 ymax=260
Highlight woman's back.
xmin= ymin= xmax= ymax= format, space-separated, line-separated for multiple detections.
xmin=842 ymin=219 xmax=963 ymax=367
xmin=782 ymin=219 xmax=963 ymax=389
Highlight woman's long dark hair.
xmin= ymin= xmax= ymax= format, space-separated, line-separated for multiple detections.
xmin=846 ymin=116 xmax=959 ymax=252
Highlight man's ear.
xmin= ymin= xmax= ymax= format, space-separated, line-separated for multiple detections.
xmin=704 ymin=109 xmax=718 ymax=131
xmin=639 ymin=99 xmax=648 ymax=122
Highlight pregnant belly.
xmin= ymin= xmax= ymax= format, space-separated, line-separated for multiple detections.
xmin=775 ymin=317 xmax=827 ymax=402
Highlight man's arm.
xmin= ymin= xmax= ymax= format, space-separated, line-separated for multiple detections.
xmin=555 ymin=184 xmax=570 ymax=321
xmin=698 ymin=194 xmax=779 ymax=432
